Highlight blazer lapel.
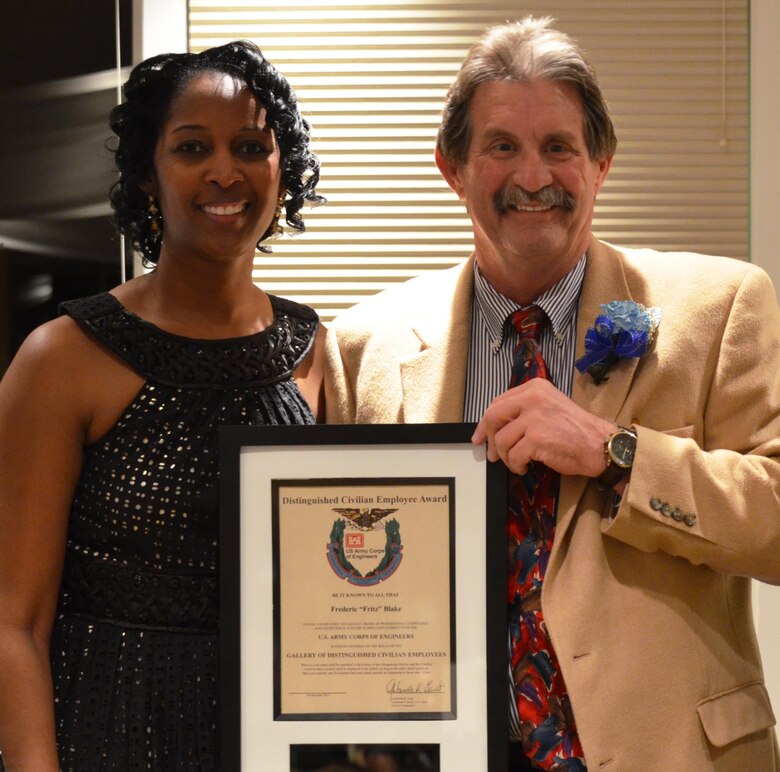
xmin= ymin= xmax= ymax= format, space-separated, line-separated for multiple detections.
xmin=571 ymin=238 xmax=640 ymax=421
xmin=399 ymin=257 xmax=475 ymax=423
xmin=559 ymin=239 xmax=640 ymax=531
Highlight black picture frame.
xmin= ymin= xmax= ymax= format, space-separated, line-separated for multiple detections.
xmin=219 ymin=423 xmax=507 ymax=771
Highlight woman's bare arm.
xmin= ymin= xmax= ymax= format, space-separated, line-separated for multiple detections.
xmin=0 ymin=316 xmax=141 ymax=771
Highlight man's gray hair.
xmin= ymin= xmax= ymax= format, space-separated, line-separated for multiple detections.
xmin=437 ymin=16 xmax=617 ymax=165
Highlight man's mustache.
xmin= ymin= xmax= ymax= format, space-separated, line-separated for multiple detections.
xmin=495 ymin=185 xmax=576 ymax=214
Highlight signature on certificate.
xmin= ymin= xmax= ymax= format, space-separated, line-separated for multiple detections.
xmin=385 ymin=678 xmax=445 ymax=695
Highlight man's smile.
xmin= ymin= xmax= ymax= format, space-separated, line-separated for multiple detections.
xmin=494 ymin=184 xmax=575 ymax=216
xmin=506 ymin=203 xmax=555 ymax=213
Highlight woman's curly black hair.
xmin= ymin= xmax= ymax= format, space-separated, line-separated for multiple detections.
xmin=109 ymin=41 xmax=324 ymax=266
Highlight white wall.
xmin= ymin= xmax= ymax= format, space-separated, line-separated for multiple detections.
xmin=751 ymin=0 xmax=780 ymax=716
xmin=132 ymin=0 xmax=187 ymax=61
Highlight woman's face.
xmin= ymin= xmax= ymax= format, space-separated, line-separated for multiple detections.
xmin=146 ymin=70 xmax=283 ymax=266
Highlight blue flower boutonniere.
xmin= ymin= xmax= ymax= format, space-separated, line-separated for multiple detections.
xmin=575 ymin=300 xmax=662 ymax=384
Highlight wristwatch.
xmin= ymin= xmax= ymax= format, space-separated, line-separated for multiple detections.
xmin=596 ymin=425 xmax=637 ymax=489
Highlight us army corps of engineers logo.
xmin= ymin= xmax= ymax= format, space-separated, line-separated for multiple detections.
xmin=327 ymin=507 xmax=402 ymax=586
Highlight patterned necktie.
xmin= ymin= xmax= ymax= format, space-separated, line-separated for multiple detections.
xmin=507 ymin=307 xmax=586 ymax=770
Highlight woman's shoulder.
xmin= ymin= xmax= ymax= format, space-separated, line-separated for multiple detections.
xmin=3 ymin=308 xmax=145 ymax=443
xmin=6 ymin=310 xmax=132 ymax=397
xmin=13 ymin=313 xmax=98 ymax=367
xmin=0 ymin=315 xmax=102 ymax=429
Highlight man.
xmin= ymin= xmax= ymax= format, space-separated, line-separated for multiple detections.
xmin=325 ymin=16 xmax=780 ymax=771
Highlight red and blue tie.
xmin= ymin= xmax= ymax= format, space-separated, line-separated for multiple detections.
xmin=507 ymin=306 xmax=585 ymax=770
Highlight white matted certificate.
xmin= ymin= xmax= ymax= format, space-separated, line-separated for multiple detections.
xmin=219 ymin=424 xmax=507 ymax=771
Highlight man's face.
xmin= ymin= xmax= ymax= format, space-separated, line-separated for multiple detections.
xmin=437 ymin=78 xmax=612 ymax=301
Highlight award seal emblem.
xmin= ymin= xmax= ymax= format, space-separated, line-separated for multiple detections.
xmin=327 ymin=508 xmax=402 ymax=586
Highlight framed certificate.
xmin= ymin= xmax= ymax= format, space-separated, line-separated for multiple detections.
xmin=219 ymin=423 xmax=507 ymax=771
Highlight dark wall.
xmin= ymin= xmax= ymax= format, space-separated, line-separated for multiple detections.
xmin=0 ymin=0 xmax=133 ymax=373
xmin=0 ymin=0 xmax=132 ymax=88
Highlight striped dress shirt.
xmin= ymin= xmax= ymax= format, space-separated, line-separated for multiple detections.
xmin=463 ymin=254 xmax=586 ymax=420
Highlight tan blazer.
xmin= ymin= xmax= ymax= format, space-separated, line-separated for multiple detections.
xmin=325 ymin=238 xmax=780 ymax=771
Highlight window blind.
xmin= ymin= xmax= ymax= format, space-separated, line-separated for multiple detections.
xmin=188 ymin=0 xmax=748 ymax=322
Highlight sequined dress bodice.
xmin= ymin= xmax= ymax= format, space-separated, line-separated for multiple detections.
xmin=50 ymin=292 xmax=318 ymax=771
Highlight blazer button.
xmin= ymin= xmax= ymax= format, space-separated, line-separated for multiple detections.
xmin=672 ymin=508 xmax=684 ymax=521
xmin=684 ymin=513 xmax=697 ymax=527
xmin=661 ymin=503 xmax=673 ymax=517
xmin=650 ymin=497 xmax=663 ymax=511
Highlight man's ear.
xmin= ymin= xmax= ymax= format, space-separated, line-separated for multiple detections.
xmin=592 ymin=154 xmax=613 ymax=197
xmin=434 ymin=147 xmax=466 ymax=200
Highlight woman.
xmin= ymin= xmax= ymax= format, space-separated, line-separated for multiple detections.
xmin=0 ymin=41 xmax=324 ymax=770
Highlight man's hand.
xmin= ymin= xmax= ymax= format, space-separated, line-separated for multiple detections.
xmin=471 ymin=379 xmax=616 ymax=478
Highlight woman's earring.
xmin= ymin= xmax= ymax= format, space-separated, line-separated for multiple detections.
xmin=148 ymin=195 xmax=162 ymax=237
xmin=273 ymin=195 xmax=285 ymax=236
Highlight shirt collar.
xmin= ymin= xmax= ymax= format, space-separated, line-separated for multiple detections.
xmin=472 ymin=254 xmax=587 ymax=349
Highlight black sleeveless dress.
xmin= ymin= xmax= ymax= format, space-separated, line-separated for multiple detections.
xmin=49 ymin=292 xmax=318 ymax=771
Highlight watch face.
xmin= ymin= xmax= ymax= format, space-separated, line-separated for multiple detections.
xmin=609 ymin=432 xmax=637 ymax=468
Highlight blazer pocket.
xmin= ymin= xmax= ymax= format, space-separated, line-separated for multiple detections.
xmin=697 ymin=682 xmax=776 ymax=747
